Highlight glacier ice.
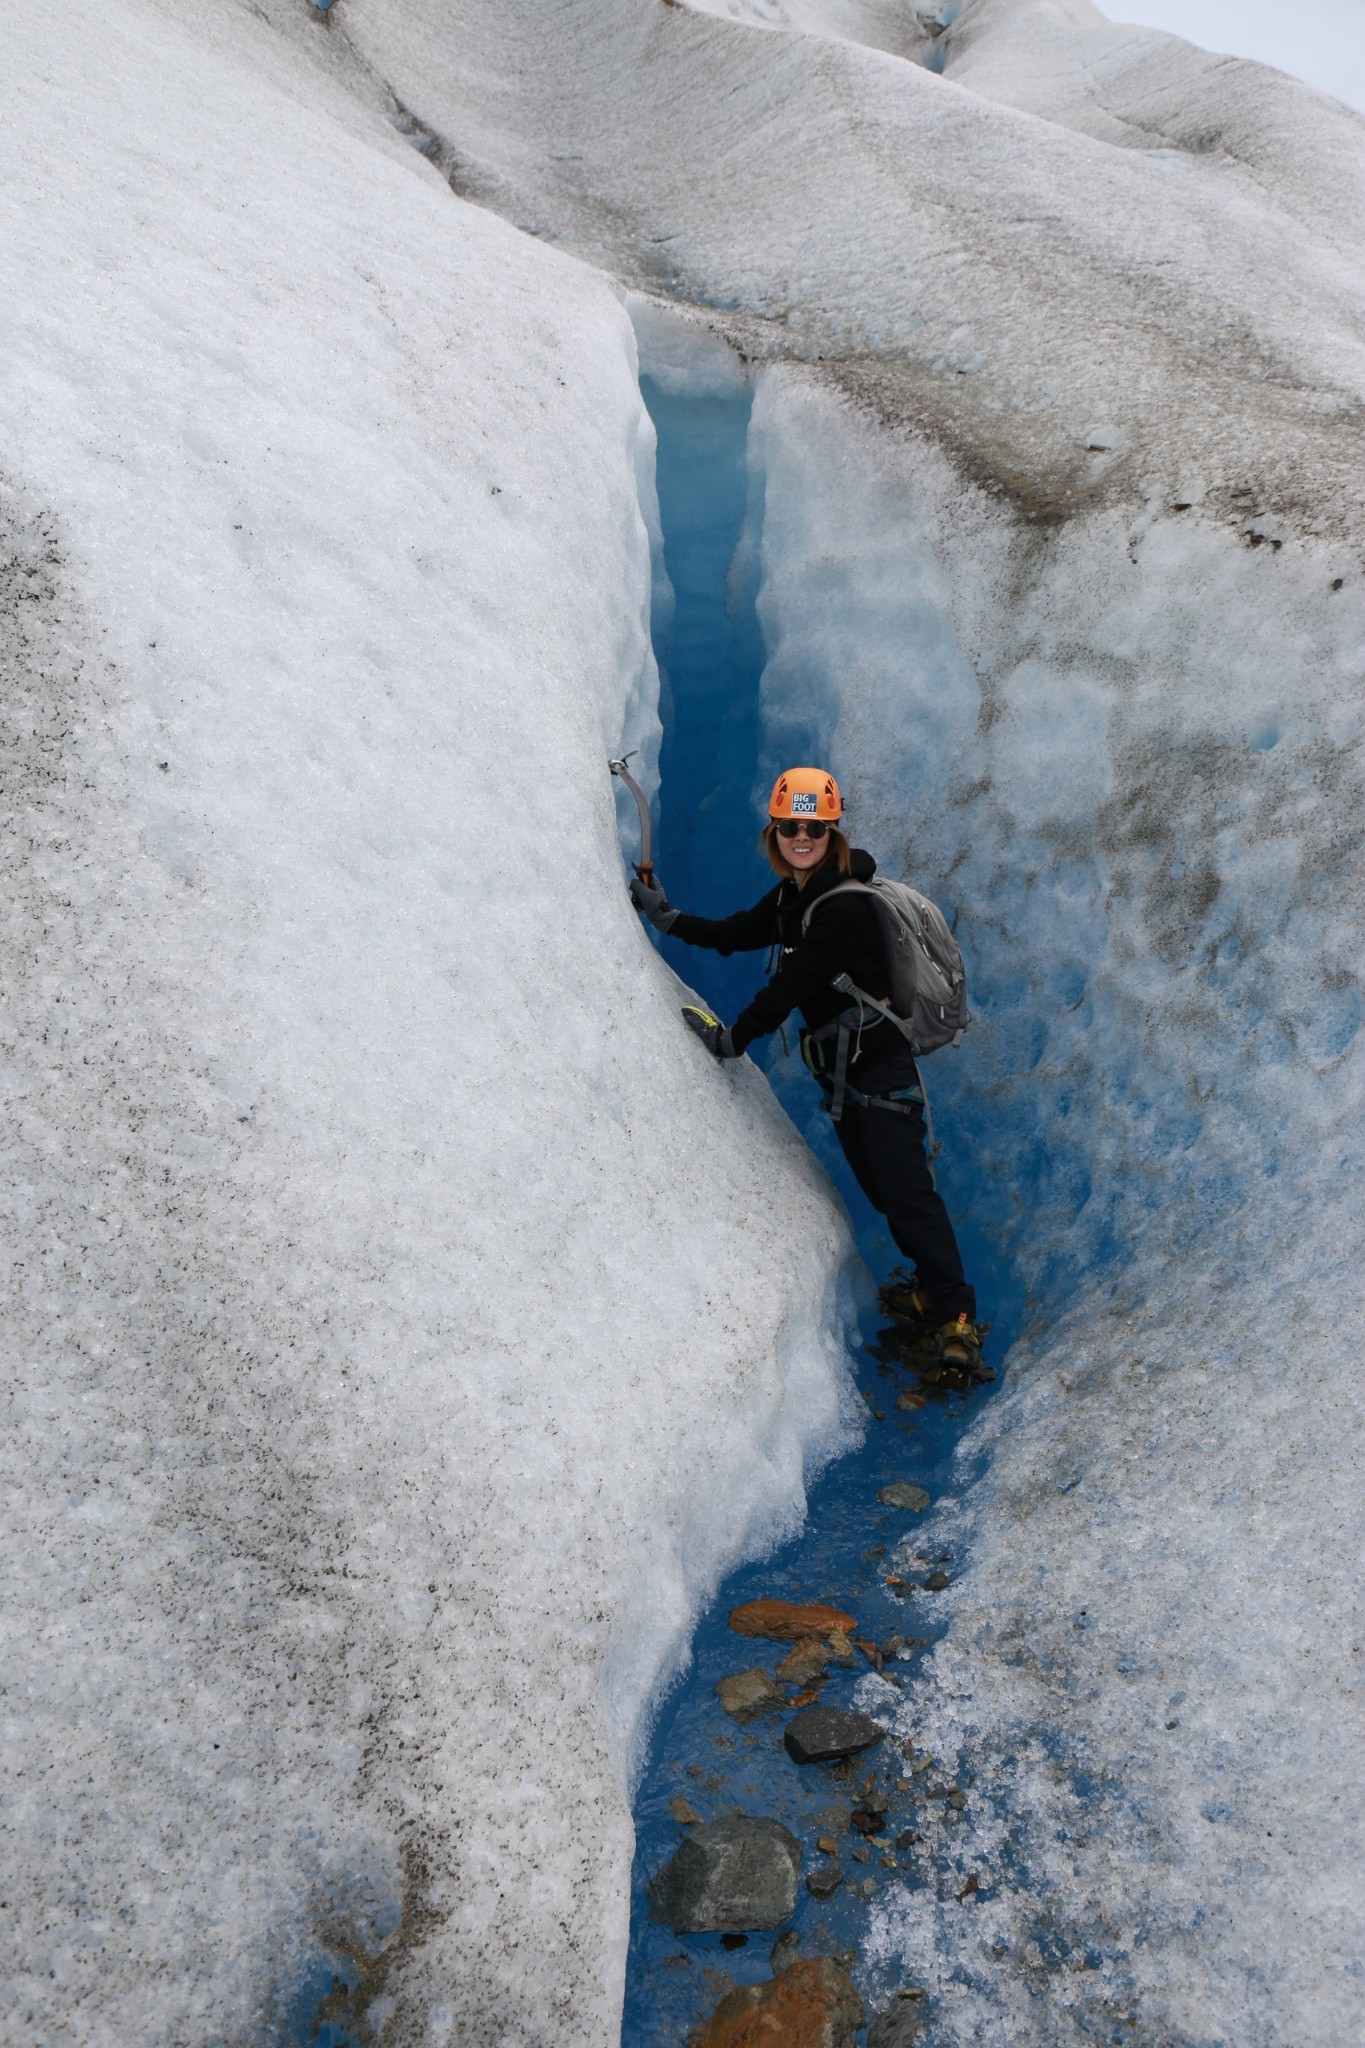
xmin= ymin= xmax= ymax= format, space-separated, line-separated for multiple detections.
xmin=339 ymin=0 xmax=1365 ymax=529
xmin=0 ymin=3 xmax=859 ymax=2042
xmin=745 ymin=369 xmax=1365 ymax=2035
xmin=676 ymin=0 xmax=938 ymax=64
xmin=3 ymin=0 xmax=1363 ymax=2041
xmin=622 ymin=320 xmax=1363 ymax=2036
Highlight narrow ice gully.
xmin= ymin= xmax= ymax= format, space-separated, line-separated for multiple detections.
xmin=621 ymin=315 xmax=1024 ymax=2046
xmin=617 ymin=310 xmax=1365 ymax=2044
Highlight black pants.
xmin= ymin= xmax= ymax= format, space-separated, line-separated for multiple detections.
xmin=830 ymin=1065 xmax=976 ymax=1323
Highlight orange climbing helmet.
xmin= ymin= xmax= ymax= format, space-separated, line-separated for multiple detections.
xmin=767 ymin=766 xmax=843 ymax=823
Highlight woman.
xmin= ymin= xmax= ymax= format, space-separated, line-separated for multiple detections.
xmin=630 ymin=766 xmax=980 ymax=1368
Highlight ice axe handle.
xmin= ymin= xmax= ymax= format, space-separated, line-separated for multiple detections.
xmin=608 ymin=754 xmax=655 ymax=889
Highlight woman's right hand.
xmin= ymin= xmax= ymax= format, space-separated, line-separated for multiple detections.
xmin=629 ymin=872 xmax=679 ymax=931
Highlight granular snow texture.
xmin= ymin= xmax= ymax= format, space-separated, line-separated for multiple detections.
xmin=0 ymin=3 xmax=858 ymax=2041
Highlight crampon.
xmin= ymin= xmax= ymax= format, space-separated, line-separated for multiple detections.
xmin=873 ymin=1270 xmax=993 ymax=1391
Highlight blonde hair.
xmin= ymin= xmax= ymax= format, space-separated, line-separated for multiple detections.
xmin=760 ymin=821 xmax=852 ymax=881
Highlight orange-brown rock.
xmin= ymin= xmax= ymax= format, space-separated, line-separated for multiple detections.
xmin=691 ymin=1957 xmax=863 ymax=2048
xmin=728 ymin=1599 xmax=856 ymax=1642
xmin=776 ymin=1637 xmax=829 ymax=1685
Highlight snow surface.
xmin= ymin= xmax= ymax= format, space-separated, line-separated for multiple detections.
xmin=1102 ymin=0 xmax=1365 ymax=119
xmin=0 ymin=3 xmax=859 ymax=2041
xmin=860 ymin=1245 xmax=1365 ymax=2044
xmin=674 ymin=0 xmax=935 ymax=64
xmin=337 ymin=0 xmax=1365 ymax=530
xmin=942 ymin=0 xmax=1365 ymax=260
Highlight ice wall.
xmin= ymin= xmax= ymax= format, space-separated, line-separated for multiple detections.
xmin=748 ymin=369 xmax=1365 ymax=1293
xmin=746 ymin=364 xmax=1365 ymax=2038
xmin=0 ymin=3 xmax=859 ymax=2042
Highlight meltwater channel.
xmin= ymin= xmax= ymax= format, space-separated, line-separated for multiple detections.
xmin=620 ymin=371 xmax=1026 ymax=2044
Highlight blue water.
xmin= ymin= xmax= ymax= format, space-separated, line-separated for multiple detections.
xmin=279 ymin=1876 xmax=400 ymax=2042
xmin=620 ymin=374 xmax=1024 ymax=2042
xmin=927 ymin=3 xmax=963 ymax=73
xmin=281 ymin=1958 xmax=359 ymax=2048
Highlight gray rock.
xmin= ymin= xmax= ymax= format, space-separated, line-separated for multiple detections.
xmin=868 ymin=1994 xmax=926 ymax=2047
xmin=878 ymin=1482 xmax=931 ymax=1513
xmin=783 ymin=1706 xmax=886 ymax=1765
xmin=714 ymin=1667 xmax=785 ymax=1723
xmin=769 ymin=1929 xmax=801 ymax=1975
xmin=646 ymin=1814 xmax=801 ymax=1933
xmin=805 ymin=1864 xmax=843 ymax=1901
xmin=924 ymin=1569 xmax=951 ymax=1591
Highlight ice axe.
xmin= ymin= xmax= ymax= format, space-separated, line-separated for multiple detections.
xmin=608 ymin=752 xmax=654 ymax=887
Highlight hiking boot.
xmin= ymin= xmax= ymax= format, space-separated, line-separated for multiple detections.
xmin=879 ymin=1271 xmax=938 ymax=1328
xmin=938 ymin=1314 xmax=983 ymax=1372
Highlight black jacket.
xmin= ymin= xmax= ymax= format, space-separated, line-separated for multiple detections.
xmin=671 ymin=849 xmax=902 ymax=1072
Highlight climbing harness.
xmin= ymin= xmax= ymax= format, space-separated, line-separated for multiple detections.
xmin=608 ymin=751 xmax=655 ymax=886
xmin=802 ymin=996 xmax=943 ymax=1182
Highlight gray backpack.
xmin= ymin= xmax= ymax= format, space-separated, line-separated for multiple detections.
xmin=803 ymin=877 xmax=971 ymax=1058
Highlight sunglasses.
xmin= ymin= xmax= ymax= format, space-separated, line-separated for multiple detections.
xmin=774 ymin=818 xmax=832 ymax=840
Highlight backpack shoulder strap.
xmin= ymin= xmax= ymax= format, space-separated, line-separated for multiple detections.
xmin=832 ymin=974 xmax=917 ymax=1046
xmin=800 ymin=878 xmax=873 ymax=931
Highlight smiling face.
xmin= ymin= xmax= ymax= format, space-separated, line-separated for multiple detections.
xmin=775 ymin=818 xmax=833 ymax=883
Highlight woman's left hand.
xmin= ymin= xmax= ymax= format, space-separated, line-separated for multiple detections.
xmin=629 ymin=872 xmax=679 ymax=931
xmin=682 ymin=1005 xmax=736 ymax=1059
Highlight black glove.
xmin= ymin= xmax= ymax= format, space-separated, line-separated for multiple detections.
xmin=682 ymin=1005 xmax=737 ymax=1059
xmin=629 ymin=871 xmax=679 ymax=932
